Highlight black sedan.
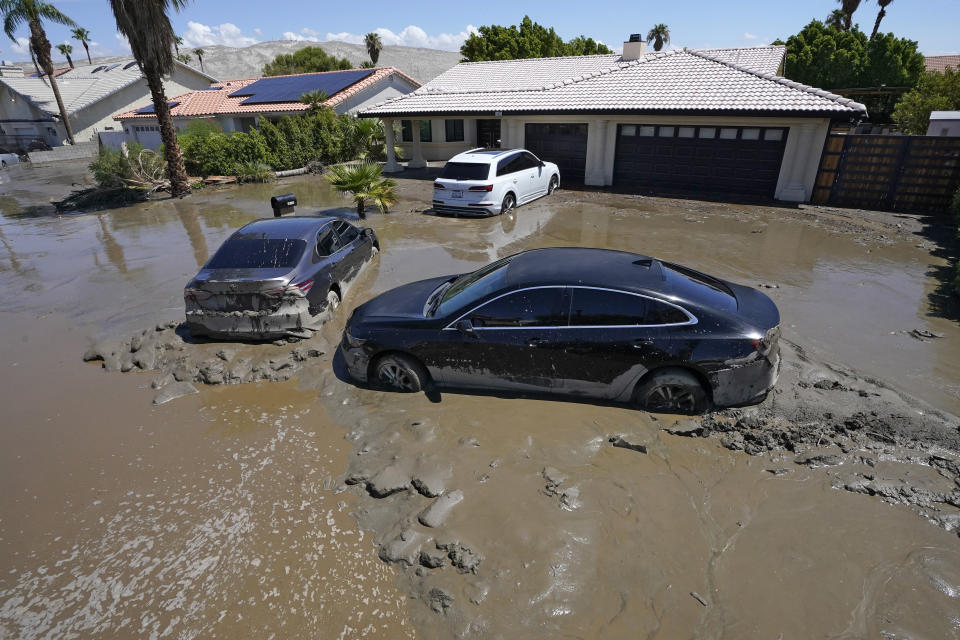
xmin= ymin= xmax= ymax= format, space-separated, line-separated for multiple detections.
xmin=339 ymin=248 xmax=780 ymax=412
xmin=186 ymin=216 xmax=378 ymax=339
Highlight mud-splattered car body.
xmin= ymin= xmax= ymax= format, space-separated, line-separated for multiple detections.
xmin=340 ymin=247 xmax=780 ymax=409
xmin=186 ymin=216 xmax=377 ymax=340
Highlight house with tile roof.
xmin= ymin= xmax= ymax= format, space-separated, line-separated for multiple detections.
xmin=924 ymin=55 xmax=960 ymax=73
xmin=0 ymin=58 xmax=215 ymax=150
xmin=113 ymin=67 xmax=420 ymax=149
xmin=360 ymin=40 xmax=867 ymax=202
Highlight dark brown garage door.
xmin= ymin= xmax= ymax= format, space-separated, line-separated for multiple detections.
xmin=613 ymin=124 xmax=788 ymax=198
xmin=525 ymin=123 xmax=588 ymax=183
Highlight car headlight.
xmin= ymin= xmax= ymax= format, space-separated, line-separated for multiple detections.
xmin=344 ymin=327 xmax=367 ymax=348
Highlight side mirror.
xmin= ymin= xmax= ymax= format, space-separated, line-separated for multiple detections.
xmin=456 ymin=318 xmax=476 ymax=336
xmin=539 ymin=161 xmax=545 ymax=167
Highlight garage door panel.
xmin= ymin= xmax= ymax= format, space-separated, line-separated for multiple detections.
xmin=615 ymin=124 xmax=787 ymax=198
xmin=525 ymin=123 xmax=587 ymax=183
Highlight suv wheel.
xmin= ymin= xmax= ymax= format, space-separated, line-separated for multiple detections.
xmin=500 ymin=193 xmax=515 ymax=215
xmin=548 ymin=175 xmax=559 ymax=194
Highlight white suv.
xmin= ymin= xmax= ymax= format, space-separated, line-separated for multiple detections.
xmin=432 ymin=148 xmax=560 ymax=216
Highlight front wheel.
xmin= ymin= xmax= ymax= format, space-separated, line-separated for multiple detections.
xmin=548 ymin=175 xmax=559 ymax=194
xmin=326 ymin=289 xmax=341 ymax=311
xmin=500 ymin=193 xmax=516 ymax=215
xmin=373 ymin=353 xmax=428 ymax=393
xmin=634 ymin=369 xmax=709 ymax=414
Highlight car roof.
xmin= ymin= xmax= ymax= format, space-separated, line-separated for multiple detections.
xmin=504 ymin=248 xmax=661 ymax=291
xmin=235 ymin=216 xmax=337 ymax=241
xmin=448 ymin=148 xmax=524 ymax=163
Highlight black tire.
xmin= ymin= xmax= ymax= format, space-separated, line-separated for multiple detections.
xmin=500 ymin=193 xmax=516 ymax=215
xmin=373 ymin=353 xmax=428 ymax=393
xmin=548 ymin=175 xmax=559 ymax=194
xmin=634 ymin=368 xmax=709 ymax=414
xmin=326 ymin=288 xmax=341 ymax=311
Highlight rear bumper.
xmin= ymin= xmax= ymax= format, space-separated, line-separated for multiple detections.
xmin=432 ymin=200 xmax=497 ymax=216
xmin=708 ymin=348 xmax=780 ymax=407
xmin=185 ymin=298 xmax=314 ymax=340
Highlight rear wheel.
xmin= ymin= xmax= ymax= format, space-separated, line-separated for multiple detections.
xmin=373 ymin=353 xmax=428 ymax=393
xmin=326 ymin=288 xmax=340 ymax=311
xmin=548 ymin=175 xmax=559 ymax=194
xmin=500 ymin=193 xmax=516 ymax=215
xmin=634 ymin=369 xmax=709 ymax=414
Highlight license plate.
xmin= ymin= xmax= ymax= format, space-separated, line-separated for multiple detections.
xmin=451 ymin=191 xmax=463 ymax=199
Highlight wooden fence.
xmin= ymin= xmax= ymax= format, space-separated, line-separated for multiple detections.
xmin=812 ymin=134 xmax=960 ymax=215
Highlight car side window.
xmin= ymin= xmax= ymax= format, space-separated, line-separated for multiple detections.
xmin=645 ymin=299 xmax=690 ymax=324
xmin=569 ymin=288 xmax=648 ymax=326
xmin=522 ymin=152 xmax=541 ymax=169
xmin=496 ymin=154 xmax=519 ymax=177
xmin=334 ymin=220 xmax=359 ymax=245
xmin=468 ymin=288 xmax=566 ymax=328
xmin=316 ymin=225 xmax=341 ymax=257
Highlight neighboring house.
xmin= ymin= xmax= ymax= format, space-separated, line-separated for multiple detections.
xmin=927 ymin=111 xmax=960 ymax=137
xmin=924 ymin=55 xmax=960 ymax=73
xmin=0 ymin=58 xmax=215 ymax=150
xmin=113 ymin=67 xmax=420 ymax=149
xmin=360 ymin=40 xmax=867 ymax=202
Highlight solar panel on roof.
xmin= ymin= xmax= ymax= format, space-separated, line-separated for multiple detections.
xmin=104 ymin=63 xmax=121 ymax=72
xmin=91 ymin=66 xmax=106 ymax=73
xmin=123 ymin=61 xmax=138 ymax=70
xmin=135 ymin=101 xmax=180 ymax=114
xmin=228 ymin=70 xmax=374 ymax=105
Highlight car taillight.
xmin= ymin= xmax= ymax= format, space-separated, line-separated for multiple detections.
xmin=291 ymin=279 xmax=314 ymax=296
xmin=263 ymin=279 xmax=314 ymax=298
xmin=433 ymin=181 xmax=445 ymax=189
xmin=468 ymin=184 xmax=494 ymax=191
xmin=184 ymin=287 xmax=211 ymax=301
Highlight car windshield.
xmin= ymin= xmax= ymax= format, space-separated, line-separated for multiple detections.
xmin=435 ymin=258 xmax=511 ymax=317
xmin=206 ymin=236 xmax=306 ymax=269
xmin=439 ymin=162 xmax=489 ymax=181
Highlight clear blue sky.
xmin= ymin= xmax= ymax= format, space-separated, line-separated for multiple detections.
xmin=3 ymin=0 xmax=958 ymax=64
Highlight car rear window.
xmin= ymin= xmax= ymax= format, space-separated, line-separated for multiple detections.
xmin=207 ymin=237 xmax=306 ymax=269
xmin=440 ymin=162 xmax=489 ymax=180
xmin=661 ymin=262 xmax=737 ymax=312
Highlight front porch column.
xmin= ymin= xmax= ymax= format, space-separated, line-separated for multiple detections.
xmin=408 ymin=118 xmax=427 ymax=169
xmin=382 ymin=118 xmax=401 ymax=173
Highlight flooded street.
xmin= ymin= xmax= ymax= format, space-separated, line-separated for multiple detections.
xmin=1 ymin=160 xmax=959 ymax=639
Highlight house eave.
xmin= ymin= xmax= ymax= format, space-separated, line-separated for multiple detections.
xmin=358 ymin=108 xmax=865 ymax=120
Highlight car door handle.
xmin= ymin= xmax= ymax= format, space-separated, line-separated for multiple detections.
xmin=633 ymin=338 xmax=654 ymax=348
xmin=527 ymin=337 xmax=545 ymax=347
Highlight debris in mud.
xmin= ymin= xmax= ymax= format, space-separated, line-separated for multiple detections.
xmin=427 ymin=587 xmax=455 ymax=614
xmin=756 ymin=283 xmax=780 ymax=289
xmin=907 ymin=328 xmax=945 ymax=341
xmin=418 ymin=490 xmax=464 ymax=528
xmin=436 ymin=539 xmax=482 ymax=574
xmin=796 ymin=453 xmax=845 ymax=468
xmin=152 ymin=380 xmax=199 ymax=405
xmin=690 ymin=592 xmax=709 ymax=607
xmin=609 ymin=435 xmax=648 ymax=454
xmin=82 ymin=321 xmax=328 ymax=400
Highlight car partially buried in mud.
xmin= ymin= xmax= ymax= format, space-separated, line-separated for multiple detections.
xmin=340 ymin=247 xmax=780 ymax=412
xmin=185 ymin=216 xmax=378 ymax=340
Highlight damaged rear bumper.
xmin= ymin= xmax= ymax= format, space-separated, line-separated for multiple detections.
xmin=185 ymin=298 xmax=315 ymax=340
xmin=708 ymin=348 xmax=781 ymax=407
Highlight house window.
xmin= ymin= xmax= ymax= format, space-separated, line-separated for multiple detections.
xmin=741 ymin=128 xmax=761 ymax=140
xmin=658 ymin=126 xmax=675 ymax=137
xmin=444 ymin=119 xmax=464 ymax=142
xmin=621 ymin=125 xmax=636 ymax=136
xmin=638 ymin=126 xmax=656 ymax=136
xmin=719 ymin=128 xmax=738 ymax=139
xmin=764 ymin=129 xmax=784 ymax=141
xmin=677 ymin=127 xmax=695 ymax=138
xmin=698 ymin=127 xmax=717 ymax=139
xmin=401 ymin=119 xmax=432 ymax=142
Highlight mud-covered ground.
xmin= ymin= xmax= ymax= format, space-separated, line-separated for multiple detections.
xmin=1 ymin=160 xmax=959 ymax=639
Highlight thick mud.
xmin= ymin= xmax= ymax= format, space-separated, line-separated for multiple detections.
xmin=2 ymin=160 xmax=960 ymax=639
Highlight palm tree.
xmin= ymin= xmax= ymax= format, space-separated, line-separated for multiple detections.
xmin=837 ymin=0 xmax=863 ymax=31
xmin=175 ymin=52 xmax=190 ymax=64
xmin=871 ymin=0 xmax=894 ymax=40
xmin=173 ymin=35 xmax=182 ymax=55
xmin=646 ymin=24 xmax=670 ymax=52
xmin=299 ymin=89 xmax=328 ymax=112
xmin=109 ymin=0 xmax=190 ymax=197
xmin=70 ymin=26 xmax=90 ymax=63
xmin=193 ymin=47 xmax=203 ymax=71
xmin=364 ymin=31 xmax=382 ymax=66
xmin=825 ymin=9 xmax=847 ymax=30
xmin=2 ymin=0 xmax=78 ymax=144
xmin=326 ymin=161 xmax=397 ymax=216
xmin=55 ymin=41 xmax=71 ymax=67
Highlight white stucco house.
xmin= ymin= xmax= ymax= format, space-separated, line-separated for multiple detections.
xmin=360 ymin=40 xmax=867 ymax=202
xmin=113 ymin=67 xmax=420 ymax=149
xmin=926 ymin=111 xmax=960 ymax=137
xmin=0 ymin=58 xmax=216 ymax=150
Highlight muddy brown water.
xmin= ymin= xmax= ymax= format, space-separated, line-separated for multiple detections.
xmin=1 ymin=161 xmax=958 ymax=639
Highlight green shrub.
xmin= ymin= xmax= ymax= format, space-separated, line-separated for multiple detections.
xmin=236 ymin=161 xmax=275 ymax=183
xmin=90 ymin=146 xmax=133 ymax=189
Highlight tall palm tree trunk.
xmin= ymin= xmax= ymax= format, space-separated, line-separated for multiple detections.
xmin=143 ymin=68 xmax=189 ymax=197
xmin=871 ymin=7 xmax=887 ymax=40
xmin=29 ymin=18 xmax=74 ymax=144
xmin=65 ymin=52 xmax=73 ymax=68
xmin=82 ymin=41 xmax=90 ymax=64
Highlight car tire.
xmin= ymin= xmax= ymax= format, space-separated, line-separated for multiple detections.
xmin=548 ymin=175 xmax=559 ymax=194
xmin=634 ymin=368 xmax=709 ymax=414
xmin=326 ymin=288 xmax=340 ymax=311
xmin=373 ymin=353 xmax=428 ymax=393
xmin=500 ymin=193 xmax=515 ymax=215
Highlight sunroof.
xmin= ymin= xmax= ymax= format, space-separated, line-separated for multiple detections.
xmin=135 ymin=101 xmax=180 ymax=114
xmin=228 ymin=70 xmax=374 ymax=105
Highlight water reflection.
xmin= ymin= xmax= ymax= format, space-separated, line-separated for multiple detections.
xmin=174 ymin=202 xmax=210 ymax=268
xmin=96 ymin=215 xmax=128 ymax=274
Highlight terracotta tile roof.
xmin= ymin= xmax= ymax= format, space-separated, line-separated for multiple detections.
xmin=361 ymin=48 xmax=866 ymax=117
xmin=925 ymin=55 xmax=960 ymax=73
xmin=114 ymin=67 xmax=420 ymax=120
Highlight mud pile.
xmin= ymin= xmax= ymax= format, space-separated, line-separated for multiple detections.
xmin=82 ymin=321 xmax=329 ymax=404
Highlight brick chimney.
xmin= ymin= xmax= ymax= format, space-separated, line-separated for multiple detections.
xmin=621 ymin=34 xmax=648 ymax=60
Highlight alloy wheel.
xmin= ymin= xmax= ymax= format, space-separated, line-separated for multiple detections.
xmin=645 ymin=384 xmax=698 ymax=412
xmin=377 ymin=362 xmax=417 ymax=391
